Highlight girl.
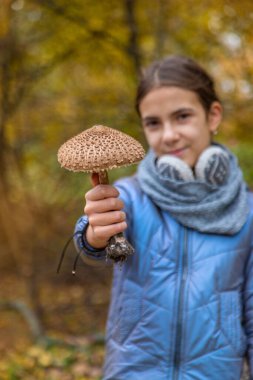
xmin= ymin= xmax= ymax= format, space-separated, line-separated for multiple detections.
xmin=75 ymin=55 xmax=253 ymax=380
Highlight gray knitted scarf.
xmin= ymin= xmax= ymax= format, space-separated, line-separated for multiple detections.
xmin=137 ymin=146 xmax=249 ymax=235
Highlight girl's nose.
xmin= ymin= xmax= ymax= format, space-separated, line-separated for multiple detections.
xmin=162 ymin=123 xmax=179 ymax=144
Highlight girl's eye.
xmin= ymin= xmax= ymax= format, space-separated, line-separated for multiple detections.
xmin=143 ymin=119 xmax=160 ymax=128
xmin=177 ymin=113 xmax=191 ymax=121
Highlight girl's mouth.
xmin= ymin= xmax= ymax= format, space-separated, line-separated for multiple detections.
xmin=168 ymin=147 xmax=187 ymax=157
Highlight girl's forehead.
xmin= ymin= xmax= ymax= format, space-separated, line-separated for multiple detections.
xmin=143 ymin=86 xmax=199 ymax=99
xmin=139 ymin=86 xmax=201 ymax=114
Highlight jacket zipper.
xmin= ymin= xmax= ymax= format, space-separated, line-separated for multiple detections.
xmin=172 ymin=227 xmax=188 ymax=380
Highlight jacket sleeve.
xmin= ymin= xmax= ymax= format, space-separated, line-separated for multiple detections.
xmin=74 ymin=215 xmax=108 ymax=266
xmin=243 ymin=242 xmax=253 ymax=376
xmin=73 ymin=178 xmax=133 ymax=266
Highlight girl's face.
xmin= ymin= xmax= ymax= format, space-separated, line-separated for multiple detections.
xmin=139 ymin=86 xmax=222 ymax=168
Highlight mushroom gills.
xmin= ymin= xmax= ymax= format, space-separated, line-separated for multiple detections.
xmin=98 ymin=170 xmax=134 ymax=263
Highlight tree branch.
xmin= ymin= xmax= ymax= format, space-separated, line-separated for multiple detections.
xmin=34 ymin=0 xmax=128 ymax=53
xmin=0 ymin=299 xmax=45 ymax=342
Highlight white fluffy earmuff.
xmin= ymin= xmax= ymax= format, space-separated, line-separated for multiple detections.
xmin=156 ymin=146 xmax=230 ymax=185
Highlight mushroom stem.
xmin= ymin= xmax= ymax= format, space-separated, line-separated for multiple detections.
xmin=96 ymin=170 xmax=134 ymax=264
xmin=98 ymin=170 xmax=109 ymax=185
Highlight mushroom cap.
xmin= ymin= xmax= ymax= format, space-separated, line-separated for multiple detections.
xmin=57 ymin=125 xmax=145 ymax=172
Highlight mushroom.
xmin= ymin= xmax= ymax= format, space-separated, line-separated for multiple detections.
xmin=57 ymin=125 xmax=145 ymax=263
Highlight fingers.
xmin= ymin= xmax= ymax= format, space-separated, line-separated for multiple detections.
xmin=90 ymin=222 xmax=127 ymax=240
xmin=88 ymin=210 xmax=126 ymax=226
xmin=84 ymin=183 xmax=126 ymax=249
xmin=86 ymin=184 xmax=119 ymax=201
xmin=86 ymin=221 xmax=127 ymax=249
xmin=84 ymin=197 xmax=124 ymax=215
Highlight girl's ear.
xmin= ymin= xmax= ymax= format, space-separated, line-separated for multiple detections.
xmin=208 ymin=101 xmax=223 ymax=134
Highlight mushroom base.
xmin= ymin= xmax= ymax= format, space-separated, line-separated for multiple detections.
xmin=105 ymin=233 xmax=134 ymax=263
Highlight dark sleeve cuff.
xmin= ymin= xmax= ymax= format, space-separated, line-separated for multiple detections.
xmin=74 ymin=216 xmax=107 ymax=260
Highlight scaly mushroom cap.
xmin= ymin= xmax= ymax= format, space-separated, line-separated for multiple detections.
xmin=57 ymin=125 xmax=145 ymax=172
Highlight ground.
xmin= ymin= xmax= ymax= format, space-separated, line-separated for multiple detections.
xmin=0 ymin=264 xmax=112 ymax=380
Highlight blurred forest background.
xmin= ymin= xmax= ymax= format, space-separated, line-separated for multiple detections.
xmin=0 ymin=0 xmax=252 ymax=379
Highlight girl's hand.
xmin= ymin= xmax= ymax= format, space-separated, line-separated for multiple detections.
xmin=84 ymin=174 xmax=127 ymax=249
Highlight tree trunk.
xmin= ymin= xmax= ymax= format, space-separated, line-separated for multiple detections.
xmin=154 ymin=0 xmax=167 ymax=59
xmin=124 ymin=0 xmax=142 ymax=76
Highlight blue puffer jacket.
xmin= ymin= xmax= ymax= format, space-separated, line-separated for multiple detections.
xmin=75 ymin=176 xmax=253 ymax=380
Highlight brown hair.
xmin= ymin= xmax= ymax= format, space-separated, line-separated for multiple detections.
xmin=136 ymin=55 xmax=220 ymax=115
